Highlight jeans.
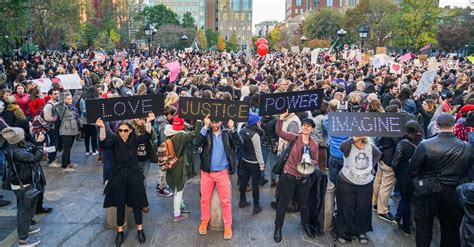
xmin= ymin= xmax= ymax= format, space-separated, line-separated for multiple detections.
xmin=200 ymin=170 xmax=232 ymax=228
xmin=83 ymin=124 xmax=98 ymax=153
xmin=238 ymin=159 xmax=261 ymax=205
xmin=61 ymin=135 xmax=75 ymax=168
xmin=46 ymin=129 xmax=58 ymax=163
xmin=396 ymin=194 xmax=411 ymax=231
xmin=275 ymin=172 xmax=311 ymax=226
xmin=328 ymin=155 xmax=343 ymax=185
xmin=14 ymin=188 xmax=39 ymax=240
xmin=137 ymin=160 xmax=150 ymax=187
xmin=262 ymin=146 xmax=278 ymax=181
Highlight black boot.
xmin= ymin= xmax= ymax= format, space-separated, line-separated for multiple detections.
xmin=115 ymin=231 xmax=124 ymax=247
xmin=137 ymin=229 xmax=146 ymax=244
xmin=274 ymin=224 xmax=282 ymax=243
xmin=302 ymin=224 xmax=315 ymax=239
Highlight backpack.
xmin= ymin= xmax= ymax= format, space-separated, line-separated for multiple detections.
xmin=32 ymin=102 xmax=59 ymax=133
xmin=157 ymin=137 xmax=178 ymax=171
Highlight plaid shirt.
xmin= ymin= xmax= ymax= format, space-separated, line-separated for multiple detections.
xmin=454 ymin=122 xmax=474 ymax=142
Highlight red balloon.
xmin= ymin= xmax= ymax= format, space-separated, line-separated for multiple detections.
xmin=257 ymin=44 xmax=269 ymax=56
xmin=255 ymin=38 xmax=268 ymax=48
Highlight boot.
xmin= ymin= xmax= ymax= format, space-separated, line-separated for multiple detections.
xmin=115 ymin=231 xmax=124 ymax=247
xmin=137 ymin=229 xmax=146 ymax=244
xmin=274 ymin=224 xmax=282 ymax=243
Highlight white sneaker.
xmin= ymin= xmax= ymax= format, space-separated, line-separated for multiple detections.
xmin=92 ymin=151 xmax=99 ymax=156
xmin=67 ymin=163 xmax=78 ymax=169
xmin=29 ymin=226 xmax=41 ymax=234
xmin=19 ymin=237 xmax=40 ymax=246
xmin=86 ymin=152 xmax=91 ymax=155
xmin=59 ymin=167 xmax=75 ymax=174
xmin=48 ymin=161 xmax=62 ymax=168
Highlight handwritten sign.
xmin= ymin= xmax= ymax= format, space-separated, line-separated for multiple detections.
xmin=259 ymin=89 xmax=324 ymax=116
xmin=178 ymin=97 xmax=250 ymax=122
xmin=85 ymin=94 xmax=164 ymax=123
xmin=311 ymin=48 xmax=321 ymax=64
xmin=290 ymin=46 xmax=300 ymax=54
xmin=390 ymin=63 xmax=402 ymax=75
xmin=427 ymin=58 xmax=439 ymax=71
xmin=301 ymin=47 xmax=311 ymax=54
xmin=32 ymin=78 xmax=53 ymax=92
xmin=328 ymin=112 xmax=405 ymax=137
xmin=164 ymin=61 xmax=180 ymax=83
xmin=414 ymin=70 xmax=437 ymax=96
xmin=373 ymin=54 xmax=387 ymax=69
xmin=55 ymin=74 xmax=82 ymax=90
xmin=376 ymin=47 xmax=387 ymax=54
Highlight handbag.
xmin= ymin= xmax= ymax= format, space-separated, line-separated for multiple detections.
xmin=413 ymin=176 xmax=442 ymax=196
xmin=10 ymin=151 xmax=41 ymax=208
xmin=272 ymin=137 xmax=298 ymax=175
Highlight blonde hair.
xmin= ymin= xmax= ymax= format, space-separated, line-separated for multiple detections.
xmin=136 ymin=83 xmax=147 ymax=95
xmin=164 ymin=92 xmax=179 ymax=107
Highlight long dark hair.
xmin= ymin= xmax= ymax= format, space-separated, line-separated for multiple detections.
xmin=404 ymin=120 xmax=423 ymax=145
xmin=83 ymin=86 xmax=100 ymax=100
xmin=398 ymin=87 xmax=411 ymax=103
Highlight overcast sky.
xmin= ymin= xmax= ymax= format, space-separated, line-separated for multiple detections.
xmin=252 ymin=0 xmax=471 ymax=30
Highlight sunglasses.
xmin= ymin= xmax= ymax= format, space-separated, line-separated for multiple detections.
xmin=118 ymin=129 xmax=130 ymax=133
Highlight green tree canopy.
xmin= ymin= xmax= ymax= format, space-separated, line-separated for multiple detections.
xmin=196 ymin=29 xmax=208 ymax=49
xmin=205 ymin=29 xmax=219 ymax=48
xmin=226 ymin=32 xmax=240 ymax=51
xmin=436 ymin=7 xmax=473 ymax=52
xmin=140 ymin=4 xmax=179 ymax=27
xmin=304 ymin=8 xmax=343 ymax=41
xmin=181 ymin=12 xmax=196 ymax=28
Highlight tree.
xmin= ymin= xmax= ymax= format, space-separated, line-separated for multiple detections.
xmin=181 ymin=12 xmax=196 ymax=28
xmin=153 ymin=24 xmax=196 ymax=49
xmin=93 ymin=31 xmax=115 ymax=51
xmin=392 ymin=0 xmax=440 ymax=50
xmin=81 ymin=22 xmax=99 ymax=47
xmin=205 ymin=29 xmax=219 ymax=48
xmin=304 ymin=8 xmax=343 ymax=41
xmin=196 ymin=29 xmax=208 ymax=49
xmin=268 ymin=26 xmax=282 ymax=50
xmin=216 ymin=35 xmax=226 ymax=51
xmin=140 ymin=4 xmax=179 ymax=27
xmin=226 ymin=32 xmax=240 ymax=51
xmin=436 ymin=7 xmax=473 ymax=52
xmin=0 ymin=0 xmax=30 ymax=54
xmin=307 ymin=39 xmax=332 ymax=49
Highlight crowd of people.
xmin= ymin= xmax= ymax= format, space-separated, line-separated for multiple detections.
xmin=0 ymin=47 xmax=473 ymax=247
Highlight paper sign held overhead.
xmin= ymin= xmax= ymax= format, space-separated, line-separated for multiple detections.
xmin=414 ymin=70 xmax=437 ymax=96
xmin=390 ymin=63 xmax=402 ymax=75
xmin=301 ymin=47 xmax=311 ymax=54
xmin=311 ymin=49 xmax=321 ymax=64
xmin=178 ymin=97 xmax=250 ymax=122
xmin=328 ymin=112 xmax=406 ymax=137
xmin=259 ymin=90 xmax=324 ymax=116
xmin=290 ymin=46 xmax=300 ymax=54
xmin=376 ymin=47 xmax=387 ymax=55
xmin=164 ymin=61 xmax=180 ymax=83
xmin=32 ymin=78 xmax=53 ymax=93
xmin=55 ymin=74 xmax=82 ymax=90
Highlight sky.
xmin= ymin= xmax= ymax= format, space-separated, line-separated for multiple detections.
xmin=252 ymin=0 xmax=471 ymax=31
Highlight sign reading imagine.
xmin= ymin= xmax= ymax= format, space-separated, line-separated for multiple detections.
xmin=86 ymin=94 xmax=165 ymax=123
xmin=328 ymin=112 xmax=405 ymax=137
xmin=178 ymin=97 xmax=250 ymax=122
xmin=259 ymin=89 xmax=324 ymax=116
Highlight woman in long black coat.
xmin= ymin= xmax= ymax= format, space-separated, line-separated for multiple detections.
xmin=97 ymin=113 xmax=155 ymax=247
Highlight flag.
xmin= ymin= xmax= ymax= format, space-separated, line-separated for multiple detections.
xmin=419 ymin=43 xmax=432 ymax=52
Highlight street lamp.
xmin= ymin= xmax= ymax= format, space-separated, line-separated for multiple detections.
xmin=335 ymin=29 xmax=346 ymax=59
xmin=181 ymin=34 xmax=188 ymax=50
xmin=358 ymin=26 xmax=368 ymax=50
xmin=300 ymin=35 xmax=307 ymax=47
xmin=4 ymin=35 xmax=9 ymax=57
xmin=465 ymin=44 xmax=469 ymax=57
xmin=144 ymin=23 xmax=155 ymax=53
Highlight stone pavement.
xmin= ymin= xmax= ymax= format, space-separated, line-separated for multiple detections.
xmin=0 ymin=141 xmax=439 ymax=247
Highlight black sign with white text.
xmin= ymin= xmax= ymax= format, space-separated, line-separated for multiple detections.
xmin=85 ymin=94 xmax=165 ymax=123
xmin=328 ymin=112 xmax=405 ymax=137
xmin=259 ymin=89 xmax=324 ymax=115
xmin=178 ymin=97 xmax=250 ymax=122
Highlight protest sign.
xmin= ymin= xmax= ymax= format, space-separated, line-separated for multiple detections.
xmin=413 ymin=59 xmax=421 ymax=67
xmin=390 ymin=63 xmax=402 ymax=75
xmin=361 ymin=53 xmax=370 ymax=64
xmin=85 ymin=94 xmax=165 ymax=123
xmin=419 ymin=55 xmax=428 ymax=62
xmin=259 ymin=89 xmax=324 ymax=116
xmin=398 ymin=53 xmax=413 ymax=63
xmin=311 ymin=48 xmax=321 ymax=64
xmin=373 ymin=54 xmax=387 ymax=69
xmin=301 ymin=47 xmax=311 ymax=54
xmin=32 ymin=78 xmax=53 ymax=92
xmin=178 ymin=97 xmax=250 ymax=122
xmin=376 ymin=47 xmax=387 ymax=54
xmin=328 ymin=112 xmax=405 ymax=137
xmin=281 ymin=48 xmax=289 ymax=53
xmin=164 ymin=61 xmax=180 ymax=83
xmin=55 ymin=74 xmax=82 ymax=90
xmin=414 ymin=70 xmax=437 ymax=96
xmin=427 ymin=58 xmax=439 ymax=71
xmin=467 ymin=56 xmax=474 ymax=63
xmin=290 ymin=46 xmax=300 ymax=53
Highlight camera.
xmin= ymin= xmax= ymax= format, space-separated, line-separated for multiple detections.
xmin=337 ymin=101 xmax=348 ymax=112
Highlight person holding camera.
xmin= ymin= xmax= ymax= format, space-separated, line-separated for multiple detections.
xmin=2 ymin=127 xmax=43 ymax=246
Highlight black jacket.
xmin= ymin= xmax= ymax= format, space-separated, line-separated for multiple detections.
xmin=391 ymin=139 xmax=417 ymax=196
xmin=410 ymin=132 xmax=474 ymax=188
xmin=261 ymin=116 xmax=278 ymax=148
xmin=375 ymin=136 xmax=401 ymax=166
xmin=7 ymin=142 xmax=43 ymax=186
xmin=193 ymin=121 xmax=241 ymax=174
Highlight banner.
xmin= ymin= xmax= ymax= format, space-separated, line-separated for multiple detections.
xmin=259 ymin=89 xmax=324 ymax=116
xmin=164 ymin=61 xmax=180 ymax=83
xmin=178 ymin=97 xmax=250 ymax=122
xmin=414 ymin=70 xmax=437 ymax=96
xmin=85 ymin=94 xmax=165 ymax=123
xmin=311 ymin=48 xmax=321 ymax=64
xmin=398 ymin=52 xmax=413 ymax=63
xmin=328 ymin=112 xmax=405 ymax=137
xmin=390 ymin=63 xmax=402 ymax=75
xmin=55 ymin=74 xmax=82 ymax=90
xmin=32 ymin=78 xmax=53 ymax=93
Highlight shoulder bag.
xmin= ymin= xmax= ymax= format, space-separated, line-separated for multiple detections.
xmin=272 ymin=136 xmax=298 ymax=175
xmin=10 ymin=151 xmax=41 ymax=208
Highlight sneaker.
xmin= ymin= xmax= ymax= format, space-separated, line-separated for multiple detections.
xmin=48 ymin=160 xmax=62 ymax=168
xmin=59 ymin=167 xmax=75 ymax=174
xmin=86 ymin=152 xmax=91 ymax=155
xmin=36 ymin=207 xmax=53 ymax=214
xmin=180 ymin=206 xmax=190 ymax=214
xmin=378 ymin=212 xmax=397 ymax=223
xmin=28 ymin=225 xmax=41 ymax=234
xmin=223 ymin=227 xmax=232 ymax=240
xmin=19 ymin=237 xmax=40 ymax=246
xmin=372 ymin=205 xmax=377 ymax=212
xmin=173 ymin=214 xmax=189 ymax=222
xmin=92 ymin=151 xmax=99 ymax=156
xmin=359 ymin=234 xmax=369 ymax=245
xmin=253 ymin=205 xmax=262 ymax=215
xmin=67 ymin=163 xmax=78 ymax=169
xmin=0 ymin=199 xmax=11 ymax=207
xmin=198 ymin=221 xmax=208 ymax=235
xmin=157 ymin=187 xmax=173 ymax=197
xmin=337 ymin=237 xmax=347 ymax=244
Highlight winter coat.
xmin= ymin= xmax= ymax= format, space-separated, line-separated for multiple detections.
xmin=457 ymin=183 xmax=474 ymax=247
xmin=56 ymin=91 xmax=80 ymax=136
xmin=7 ymin=103 xmax=25 ymax=120
xmin=6 ymin=142 xmax=43 ymax=186
xmin=28 ymin=98 xmax=45 ymax=117
xmin=391 ymin=139 xmax=417 ymax=196
xmin=100 ymin=131 xmax=151 ymax=208
xmin=15 ymin=93 xmax=30 ymax=116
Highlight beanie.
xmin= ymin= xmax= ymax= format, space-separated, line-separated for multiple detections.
xmin=2 ymin=127 xmax=25 ymax=145
xmin=247 ymin=112 xmax=260 ymax=127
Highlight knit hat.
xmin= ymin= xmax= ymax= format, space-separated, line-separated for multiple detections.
xmin=436 ymin=113 xmax=455 ymax=128
xmin=2 ymin=127 xmax=25 ymax=145
xmin=301 ymin=118 xmax=315 ymax=128
xmin=172 ymin=115 xmax=185 ymax=131
xmin=247 ymin=112 xmax=260 ymax=127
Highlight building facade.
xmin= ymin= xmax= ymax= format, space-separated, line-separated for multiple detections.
xmin=150 ymin=0 xmax=205 ymax=29
xmin=254 ymin=20 xmax=278 ymax=37
xmin=206 ymin=0 xmax=253 ymax=50
xmin=285 ymin=0 xmax=360 ymax=20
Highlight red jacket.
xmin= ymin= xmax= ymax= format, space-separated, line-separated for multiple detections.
xmin=28 ymin=98 xmax=46 ymax=117
xmin=15 ymin=93 xmax=30 ymax=116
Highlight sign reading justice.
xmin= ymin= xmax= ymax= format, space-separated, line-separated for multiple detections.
xmin=259 ymin=89 xmax=324 ymax=116
xmin=178 ymin=97 xmax=250 ymax=122
xmin=328 ymin=112 xmax=405 ymax=137
xmin=85 ymin=94 xmax=165 ymax=123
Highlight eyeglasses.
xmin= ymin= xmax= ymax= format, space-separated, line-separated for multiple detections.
xmin=118 ymin=129 xmax=130 ymax=133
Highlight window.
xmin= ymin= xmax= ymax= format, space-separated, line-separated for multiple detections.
xmin=242 ymin=0 xmax=251 ymax=10
xmin=296 ymin=0 xmax=302 ymax=6
xmin=232 ymin=0 xmax=240 ymax=10
xmin=327 ymin=0 xmax=333 ymax=7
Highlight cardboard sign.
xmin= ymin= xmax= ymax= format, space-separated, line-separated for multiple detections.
xmin=419 ymin=55 xmax=428 ymax=62
xmin=328 ymin=112 xmax=405 ymax=137
xmin=390 ymin=63 xmax=402 ymax=75
xmin=290 ymin=46 xmax=300 ymax=54
xmin=301 ymin=47 xmax=311 ymax=54
xmin=55 ymin=74 xmax=82 ymax=90
xmin=259 ymin=89 xmax=324 ymax=116
xmin=311 ymin=48 xmax=321 ymax=64
xmin=32 ymin=78 xmax=53 ymax=93
xmin=376 ymin=47 xmax=387 ymax=54
xmin=373 ymin=54 xmax=387 ymax=69
xmin=164 ymin=61 xmax=180 ymax=83
xmin=427 ymin=58 xmax=439 ymax=71
xmin=281 ymin=48 xmax=289 ymax=53
xmin=361 ymin=53 xmax=370 ymax=64
xmin=414 ymin=70 xmax=437 ymax=96
xmin=85 ymin=94 xmax=165 ymax=123
xmin=178 ymin=97 xmax=250 ymax=122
